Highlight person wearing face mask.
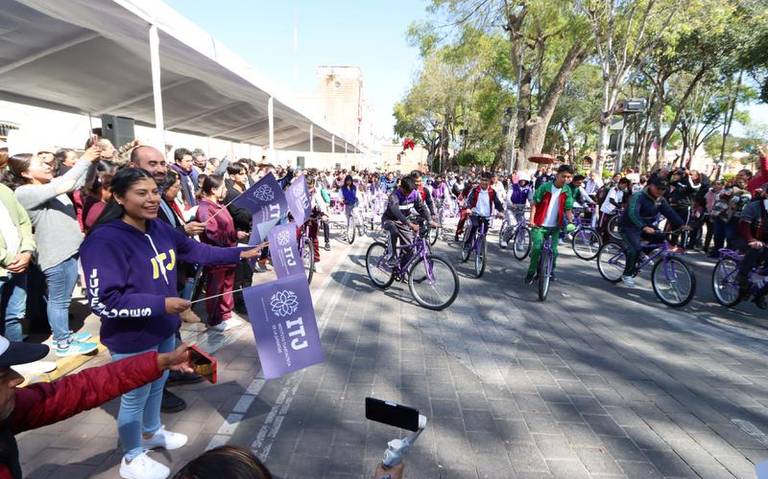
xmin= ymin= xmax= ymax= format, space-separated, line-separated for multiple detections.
xmin=6 ymin=148 xmax=102 ymax=357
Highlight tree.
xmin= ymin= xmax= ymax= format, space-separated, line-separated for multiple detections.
xmin=422 ymin=0 xmax=592 ymax=170
xmin=576 ymin=0 xmax=679 ymax=173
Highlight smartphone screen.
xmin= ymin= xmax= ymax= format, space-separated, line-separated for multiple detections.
xmin=365 ymin=397 xmax=420 ymax=431
xmin=189 ymin=345 xmax=217 ymax=384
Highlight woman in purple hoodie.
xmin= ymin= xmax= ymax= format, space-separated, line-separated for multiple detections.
xmin=80 ymin=168 xmax=263 ymax=479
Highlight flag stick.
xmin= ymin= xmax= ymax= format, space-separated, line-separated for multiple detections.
xmin=190 ymin=287 xmax=248 ymax=305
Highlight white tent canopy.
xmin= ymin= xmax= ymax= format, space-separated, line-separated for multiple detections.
xmin=0 ymin=0 xmax=359 ymax=153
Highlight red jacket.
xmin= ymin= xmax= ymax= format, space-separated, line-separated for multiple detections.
xmin=747 ymin=154 xmax=768 ymax=195
xmin=0 ymin=352 xmax=162 ymax=479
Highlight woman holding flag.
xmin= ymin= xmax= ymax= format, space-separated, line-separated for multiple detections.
xmin=81 ymin=168 xmax=264 ymax=479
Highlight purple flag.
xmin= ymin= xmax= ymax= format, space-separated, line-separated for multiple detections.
xmin=232 ymin=173 xmax=288 ymax=223
xmin=249 ymin=216 xmax=281 ymax=245
xmin=267 ymin=223 xmax=304 ymax=278
xmin=244 ymin=274 xmax=324 ymax=379
xmin=286 ymin=176 xmax=312 ymax=225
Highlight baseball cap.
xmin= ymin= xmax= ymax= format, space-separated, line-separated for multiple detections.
xmin=648 ymin=176 xmax=669 ymax=189
xmin=0 ymin=335 xmax=49 ymax=368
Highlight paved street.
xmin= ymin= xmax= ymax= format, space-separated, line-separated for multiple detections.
xmin=16 ymin=224 xmax=768 ymax=479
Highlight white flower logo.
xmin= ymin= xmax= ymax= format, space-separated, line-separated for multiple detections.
xmin=270 ymin=290 xmax=299 ymax=317
xmin=277 ymin=230 xmax=291 ymax=246
xmin=253 ymin=184 xmax=275 ymax=202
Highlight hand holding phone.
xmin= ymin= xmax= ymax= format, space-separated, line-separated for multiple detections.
xmin=189 ymin=344 xmax=217 ymax=383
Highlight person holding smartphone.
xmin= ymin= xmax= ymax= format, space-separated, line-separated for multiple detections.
xmin=81 ymin=168 xmax=264 ymax=479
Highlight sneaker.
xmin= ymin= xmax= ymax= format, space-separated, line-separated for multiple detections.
xmin=324 ymin=242 xmax=331 ymax=251
xmin=119 ymin=450 xmax=170 ymax=479
xmin=70 ymin=331 xmax=92 ymax=342
xmin=525 ymin=272 xmax=536 ymax=284
xmin=55 ymin=340 xmax=98 ymax=357
xmin=160 ymin=388 xmax=186 ymax=413
xmin=13 ymin=360 xmax=57 ymax=375
xmin=141 ymin=425 xmax=188 ymax=451
xmin=313 ymin=264 xmax=323 ymax=274
xmin=754 ymin=295 xmax=767 ymax=310
xmin=166 ymin=370 xmax=204 ymax=387
xmin=550 ymin=272 xmax=557 ymax=282
xmin=621 ymin=276 xmax=637 ymax=288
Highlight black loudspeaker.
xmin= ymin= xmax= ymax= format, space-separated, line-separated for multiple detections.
xmin=100 ymin=115 xmax=135 ymax=148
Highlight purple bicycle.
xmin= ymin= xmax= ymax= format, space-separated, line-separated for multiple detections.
xmin=365 ymin=225 xmax=460 ymax=310
xmin=712 ymin=248 xmax=766 ymax=307
xmin=596 ymin=233 xmax=696 ymax=307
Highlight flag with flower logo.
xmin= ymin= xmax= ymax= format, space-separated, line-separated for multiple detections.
xmin=233 ymin=173 xmax=289 ymax=243
xmin=268 ymin=223 xmax=303 ymax=279
xmin=243 ymin=274 xmax=324 ymax=378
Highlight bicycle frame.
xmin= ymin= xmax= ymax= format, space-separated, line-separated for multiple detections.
xmin=608 ymin=240 xmax=678 ymax=276
xmin=470 ymin=217 xmax=489 ymax=254
xmin=385 ymin=231 xmax=434 ymax=281
xmin=718 ymin=248 xmax=766 ymax=294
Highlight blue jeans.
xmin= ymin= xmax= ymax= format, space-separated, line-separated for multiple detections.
xmin=0 ymin=273 xmax=27 ymax=342
xmin=110 ymin=334 xmax=175 ymax=460
xmin=42 ymin=255 xmax=79 ymax=345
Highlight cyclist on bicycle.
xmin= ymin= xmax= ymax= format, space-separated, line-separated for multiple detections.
xmin=566 ymin=175 xmax=596 ymax=209
xmin=617 ymin=176 xmax=685 ymax=288
xmin=525 ymin=164 xmax=575 ymax=284
xmin=737 ymin=184 xmax=768 ymax=308
xmin=382 ymin=176 xmax=432 ymax=266
xmin=501 ymin=174 xmax=532 ymax=249
xmin=463 ymin=172 xmax=505 ymax=250
xmin=412 ymin=171 xmax=436 ymax=218
xmin=341 ymin=174 xmax=359 ymax=230
xmin=305 ymin=177 xmax=330 ymax=268
xmin=432 ymin=175 xmax=448 ymax=214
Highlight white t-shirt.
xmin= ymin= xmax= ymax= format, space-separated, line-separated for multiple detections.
xmin=474 ymin=190 xmax=491 ymax=217
xmin=600 ymin=187 xmax=623 ymax=215
xmin=542 ymin=186 xmax=562 ymax=227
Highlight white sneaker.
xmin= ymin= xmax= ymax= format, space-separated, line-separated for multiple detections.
xmin=13 ymin=360 xmax=57 ymax=375
xmin=313 ymin=264 xmax=323 ymax=274
xmin=227 ymin=316 xmax=245 ymax=327
xmin=119 ymin=450 xmax=169 ymax=479
xmin=621 ymin=276 xmax=637 ymax=288
xmin=141 ymin=425 xmax=188 ymax=451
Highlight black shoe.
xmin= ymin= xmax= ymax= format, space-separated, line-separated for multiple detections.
xmin=525 ymin=272 xmax=536 ymax=284
xmin=161 ymin=388 xmax=186 ymax=413
xmin=755 ymin=295 xmax=767 ymax=310
xmin=166 ymin=370 xmax=205 ymax=387
xmin=324 ymin=242 xmax=331 ymax=251
xmin=550 ymin=272 xmax=557 ymax=282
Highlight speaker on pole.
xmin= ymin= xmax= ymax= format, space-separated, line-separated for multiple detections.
xmin=100 ymin=115 xmax=135 ymax=148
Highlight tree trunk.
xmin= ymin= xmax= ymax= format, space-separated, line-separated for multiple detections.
xmin=595 ymin=74 xmax=612 ymax=175
xmin=718 ymin=71 xmax=743 ymax=169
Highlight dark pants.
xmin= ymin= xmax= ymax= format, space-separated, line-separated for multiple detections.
xmin=713 ymin=217 xmax=741 ymax=251
xmin=463 ymin=216 xmax=489 ymax=248
xmin=738 ymin=246 xmax=768 ymax=295
xmin=621 ymin=229 xmax=665 ymax=277
xmin=383 ymin=220 xmax=414 ymax=265
xmin=703 ymin=216 xmax=714 ymax=252
xmin=307 ymin=220 xmax=321 ymax=262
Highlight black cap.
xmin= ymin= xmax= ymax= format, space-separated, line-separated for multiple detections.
xmin=0 ymin=336 xmax=49 ymax=368
xmin=648 ymin=176 xmax=669 ymax=189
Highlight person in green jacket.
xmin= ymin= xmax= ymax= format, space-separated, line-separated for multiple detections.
xmin=0 ymin=184 xmax=36 ymax=342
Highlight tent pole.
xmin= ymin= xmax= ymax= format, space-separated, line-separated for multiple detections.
xmin=309 ymin=124 xmax=314 ymax=167
xmin=268 ymin=96 xmax=274 ymax=161
xmin=149 ymin=25 xmax=165 ymax=150
xmin=331 ymin=135 xmax=335 ymax=154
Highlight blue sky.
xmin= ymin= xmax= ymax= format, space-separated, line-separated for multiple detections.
xmin=165 ymin=0 xmax=429 ymax=138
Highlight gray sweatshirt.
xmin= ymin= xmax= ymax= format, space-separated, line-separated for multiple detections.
xmin=15 ymin=159 xmax=90 ymax=271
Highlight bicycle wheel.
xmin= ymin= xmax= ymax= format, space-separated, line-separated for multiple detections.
xmin=512 ymin=227 xmax=531 ymax=261
xmin=607 ymin=215 xmax=622 ymax=241
xmin=301 ymin=237 xmax=314 ymax=285
xmin=652 ymin=257 xmax=696 ymax=307
xmin=497 ymin=221 xmax=509 ymax=248
xmin=460 ymin=229 xmax=472 ymax=262
xmin=596 ymin=242 xmax=625 ymax=283
xmin=474 ymin=235 xmax=487 ymax=278
xmin=572 ymin=227 xmax=602 ymax=261
xmin=712 ymin=257 xmax=741 ymax=307
xmin=408 ymin=255 xmax=460 ymax=310
xmin=365 ymin=241 xmax=395 ymax=289
xmin=346 ymin=221 xmax=356 ymax=244
xmin=537 ymin=248 xmax=552 ymax=301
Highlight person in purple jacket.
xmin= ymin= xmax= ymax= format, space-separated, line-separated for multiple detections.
xmin=80 ymin=168 xmax=264 ymax=479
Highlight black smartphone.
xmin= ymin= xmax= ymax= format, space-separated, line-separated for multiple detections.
xmin=365 ymin=397 xmax=420 ymax=432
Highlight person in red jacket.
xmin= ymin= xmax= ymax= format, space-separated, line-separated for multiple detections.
xmin=0 ymin=335 xmax=196 ymax=479
xmin=746 ymin=146 xmax=768 ymax=195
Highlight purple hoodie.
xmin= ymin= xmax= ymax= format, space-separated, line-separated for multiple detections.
xmin=80 ymin=218 xmax=242 ymax=353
